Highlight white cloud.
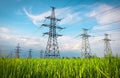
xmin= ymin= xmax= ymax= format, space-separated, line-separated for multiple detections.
xmin=0 ymin=27 xmax=9 ymax=33
xmin=0 ymin=26 xmax=82 ymax=53
xmin=23 ymin=8 xmax=50 ymax=26
xmin=23 ymin=7 xmax=81 ymax=26
xmin=87 ymin=4 xmax=120 ymax=30
xmin=0 ymin=32 xmax=81 ymax=53
xmin=58 ymin=36 xmax=82 ymax=51
xmin=60 ymin=12 xmax=81 ymax=25
xmin=0 ymin=26 xmax=119 ymax=57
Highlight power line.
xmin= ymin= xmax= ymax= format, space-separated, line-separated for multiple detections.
xmin=74 ymin=19 xmax=120 ymax=37
xmin=96 ymin=20 xmax=120 ymax=27
xmin=70 ymin=4 xmax=120 ymax=26
xmin=106 ymin=28 xmax=120 ymax=32
xmin=88 ymin=28 xmax=120 ymax=41
xmin=92 ymin=5 xmax=120 ymax=17
xmin=72 ymin=15 xmax=120 ymax=30
xmin=56 ymin=0 xmax=98 ymax=19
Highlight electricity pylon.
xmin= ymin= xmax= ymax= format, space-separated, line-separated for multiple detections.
xmin=103 ymin=34 xmax=112 ymax=57
xmin=40 ymin=50 xmax=43 ymax=58
xmin=15 ymin=43 xmax=20 ymax=58
xmin=10 ymin=51 xmax=13 ymax=58
xmin=28 ymin=49 xmax=32 ymax=58
xmin=0 ymin=49 xmax=2 ymax=57
xmin=41 ymin=7 xmax=64 ymax=58
xmin=80 ymin=28 xmax=92 ymax=58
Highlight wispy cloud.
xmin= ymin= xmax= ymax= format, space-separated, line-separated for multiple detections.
xmin=23 ymin=7 xmax=81 ymax=26
xmin=23 ymin=7 xmax=49 ymax=26
xmin=0 ymin=27 xmax=81 ymax=52
xmin=59 ymin=36 xmax=82 ymax=51
xmin=0 ymin=26 xmax=120 ymax=57
xmin=0 ymin=27 xmax=9 ymax=33
xmin=87 ymin=4 xmax=120 ymax=30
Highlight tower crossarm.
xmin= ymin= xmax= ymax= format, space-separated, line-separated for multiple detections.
xmin=56 ymin=26 xmax=65 ymax=30
xmin=45 ymin=16 xmax=62 ymax=21
xmin=103 ymin=39 xmax=111 ymax=41
xmin=43 ymin=32 xmax=49 ymax=36
xmin=41 ymin=24 xmax=50 ymax=27
xmin=80 ymin=34 xmax=91 ymax=37
xmin=56 ymin=34 xmax=62 ymax=37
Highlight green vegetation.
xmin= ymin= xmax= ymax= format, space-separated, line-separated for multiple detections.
xmin=0 ymin=57 xmax=120 ymax=78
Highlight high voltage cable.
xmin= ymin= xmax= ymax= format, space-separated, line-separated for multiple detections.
xmin=91 ymin=5 xmax=120 ymax=17
xmin=101 ymin=28 xmax=120 ymax=33
xmin=89 ymin=27 xmax=120 ymax=38
xmin=75 ymin=20 xmax=120 ymax=38
xmin=70 ymin=4 xmax=120 ymax=26
xmin=89 ymin=4 xmax=120 ymax=17
xmin=89 ymin=20 xmax=120 ymax=32
xmin=57 ymin=1 xmax=98 ymax=17
xmin=57 ymin=0 xmax=120 ymax=26
xmin=97 ymin=20 xmax=120 ymax=27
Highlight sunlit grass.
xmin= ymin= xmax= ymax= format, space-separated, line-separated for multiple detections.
xmin=0 ymin=57 xmax=120 ymax=78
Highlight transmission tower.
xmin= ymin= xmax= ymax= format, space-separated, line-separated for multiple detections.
xmin=103 ymin=34 xmax=112 ymax=57
xmin=15 ymin=43 xmax=20 ymax=58
xmin=10 ymin=51 xmax=13 ymax=58
xmin=40 ymin=50 xmax=43 ymax=58
xmin=80 ymin=28 xmax=92 ymax=58
xmin=41 ymin=7 xmax=64 ymax=58
xmin=0 ymin=49 xmax=2 ymax=57
xmin=28 ymin=49 xmax=32 ymax=58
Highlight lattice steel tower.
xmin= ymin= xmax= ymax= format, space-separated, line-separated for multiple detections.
xmin=28 ymin=49 xmax=32 ymax=58
xmin=40 ymin=50 xmax=43 ymax=58
xmin=15 ymin=43 xmax=20 ymax=58
xmin=41 ymin=7 xmax=63 ymax=58
xmin=103 ymin=34 xmax=112 ymax=57
xmin=0 ymin=49 xmax=2 ymax=57
xmin=80 ymin=28 xmax=91 ymax=58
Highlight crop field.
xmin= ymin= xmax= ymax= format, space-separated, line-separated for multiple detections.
xmin=0 ymin=57 xmax=120 ymax=78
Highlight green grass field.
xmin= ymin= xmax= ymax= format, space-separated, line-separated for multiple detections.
xmin=0 ymin=57 xmax=120 ymax=78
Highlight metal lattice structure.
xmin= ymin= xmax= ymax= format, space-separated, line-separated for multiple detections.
xmin=103 ymin=34 xmax=112 ymax=57
xmin=40 ymin=50 xmax=43 ymax=58
xmin=0 ymin=49 xmax=2 ymax=57
xmin=41 ymin=7 xmax=64 ymax=58
xmin=15 ymin=43 xmax=20 ymax=58
xmin=28 ymin=49 xmax=32 ymax=58
xmin=80 ymin=28 xmax=92 ymax=58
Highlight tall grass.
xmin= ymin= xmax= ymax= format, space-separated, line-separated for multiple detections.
xmin=0 ymin=57 xmax=120 ymax=78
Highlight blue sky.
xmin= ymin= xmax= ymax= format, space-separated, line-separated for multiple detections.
xmin=0 ymin=0 xmax=120 ymax=57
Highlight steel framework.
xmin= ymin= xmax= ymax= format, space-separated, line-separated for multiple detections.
xmin=80 ymin=28 xmax=92 ymax=58
xmin=15 ymin=43 xmax=20 ymax=58
xmin=28 ymin=49 xmax=32 ymax=58
xmin=41 ymin=7 xmax=64 ymax=58
xmin=103 ymin=34 xmax=112 ymax=57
